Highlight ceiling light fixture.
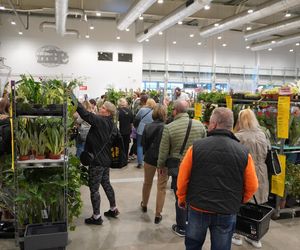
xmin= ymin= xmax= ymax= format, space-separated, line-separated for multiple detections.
xmin=158 ymin=0 xmax=164 ymax=4
xmin=18 ymin=31 xmax=23 ymax=35
xmin=89 ymin=25 xmax=94 ymax=30
xmin=117 ymin=0 xmax=157 ymax=30
xmin=126 ymin=28 xmax=130 ymax=31
xmin=217 ymin=36 xmax=222 ymax=40
xmin=271 ymin=40 xmax=276 ymax=44
xmin=116 ymin=36 xmax=121 ymax=40
xmin=222 ymin=43 xmax=227 ymax=47
xmin=173 ymin=41 xmax=177 ymax=44
xmin=268 ymin=48 xmax=272 ymax=51
xmin=158 ymin=31 xmax=163 ymax=35
xmin=0 ymin=5 xmax=5 ymax=10
xmin=178 ymin=21 xmax=183 ymax=25
xmin=285 ymin=12 xmax=291 ymax=18
xmin=197 ymin=42 xmax=202 ymax=45
xmin=247 ymin=9 xmax=253 ymax=14
xmin=96 ymin=12 xmax=101 ymax=17
xmin=204 ymin=5 xmax=210 ymax=10
xmin=11 ymin=20 xmax=16 ymax=25
xmin=296 ymin=42 xmax=300 ymax=46
xmin=139 ymin=15 xmax=144 ymax=20
xmin=246 ymin=26 xmax=252 ymax=31
xmin=289 ymin=49 xmax=294 ymax=52
xmin=190 ymin=34 xmax=194 ymax=38
xmin=137 ymin=0 xmax=213 ymax=42
xmin=214 ymin=23 xmax=219 ymax=27
xmin=246 ymin=46 xmax=250 ymax=49
xmin=146 ymin=39 xmax=150 ymax=42
xmin=85 ymin=34 xmax=90 ymax=39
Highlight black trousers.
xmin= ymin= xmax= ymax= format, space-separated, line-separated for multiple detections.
xmin=121 ymin=134 xmax=131 ymax=160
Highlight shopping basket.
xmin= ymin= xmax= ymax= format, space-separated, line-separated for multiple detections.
xmin=235 ymin=196 xmax=274 ymax=241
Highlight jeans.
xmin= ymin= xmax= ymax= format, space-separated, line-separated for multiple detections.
xmin=171 ymin=176 xmax=186 ymax=231
xmin=137 ymin=134 xmax=143 ymax=165
xmin=76 ymin=142 xmax=85 ymax=157
xmin=185 ymin=208 xmax=236 ymax=250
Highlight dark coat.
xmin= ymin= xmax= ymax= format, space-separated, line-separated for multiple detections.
xmin=118 ymin=107 xmax=133 ymax=135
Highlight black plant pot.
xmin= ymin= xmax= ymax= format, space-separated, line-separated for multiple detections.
xmin=46 ymin=104 xmax=63 ymax=115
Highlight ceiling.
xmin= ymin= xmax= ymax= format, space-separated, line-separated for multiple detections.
xmin=1 ymin=0 xmax=300 ymax=49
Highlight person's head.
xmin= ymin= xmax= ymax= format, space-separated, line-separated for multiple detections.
xmin=133 ymin=91 xmax=140 ymax=99
xmin=172 ymin=100 xmax=188 ymax=117
xmin=82 ymin=100 xmax=92 ymax=112
xmin=140 ymin=94 xmax=148 ymax=106
xmin=89 ymin=99 xmax=97 ymax=107
xmin=118 ymin=98 xmax=128 ymax=108
xmin=208 ymin=107 xmax=233 ymax=132
xmin=0 ymin=97 xmax=10 ymax=114
xmin=163 ymin=96 xmax=170 ymax=106
xmin=152 ymin=104 xmax=167 ymax=122
xmin=99 ymin=101 xmax=116 ymax=117
xmin=175 ymin=87 xmax=181 ymax=97
xmin=145 ymin=98 xmax=156 ymax=109
xmin=234 ymin=108 xmax=259 ymax=132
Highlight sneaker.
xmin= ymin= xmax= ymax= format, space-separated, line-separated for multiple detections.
xmin=232 ymin=234 xmax=243 ymax=246
xmin=154 ymin=215 xmax=162 ymax=224
xmin=136 ymin=164 xmax=142 ymax=169
xmin=245 ymin=237 xmax=262 ymax=248
xmin=104 ymin=208 xmax=120 ymax=218
xmin=171 ymin=224 xmax=185 ymax=237
xmin=84 ymin=216 xmax=103 ymax=225
xmin=140 ymin=201 xmax=147 ymax=213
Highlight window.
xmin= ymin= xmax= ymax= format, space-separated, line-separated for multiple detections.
xmin=98 ymin=52 xmax=113 ymax=61
xmin=118 ymin=53 xmax=132 ymax=62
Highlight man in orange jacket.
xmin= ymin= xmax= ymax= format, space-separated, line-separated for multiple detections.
xmin=177 ymin=107 xmax=258 ymax=250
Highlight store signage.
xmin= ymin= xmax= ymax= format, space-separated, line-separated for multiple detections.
xmin=194 ymin=103 xmax=202 ymax=118
xmin=225 ymin=95 xmax=232 ymax=110
xmin=279 ymin=86 xmax=292 ymax=96
xmin=36 ymin=45 xmax=69 ymax=67
xmin=277 ymin=96 xmax=290 ymax=139
xmin=79 ymin=86 xmax=88 ymax=90
xmin=183 ymin=83 xmax=197 ymax=89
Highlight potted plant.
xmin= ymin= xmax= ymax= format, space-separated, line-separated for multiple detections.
xmin=16 ymin=131 xmax=31 ymax=161
xmin=45 ymin=127 xmax=64 ymax=159
xmin=32 ymin=130 xmax=47 ymax=160
xmin=285 ymin=162 xmax=300 ymax=207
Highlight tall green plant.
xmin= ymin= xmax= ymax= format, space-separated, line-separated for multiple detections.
xmin=16 ymin=131 xmax=31 ymax=156
xmin=45 ymin=126 xmax=64 ymax=155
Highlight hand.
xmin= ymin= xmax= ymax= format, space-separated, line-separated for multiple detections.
xmin=178 ymin=202 xmax=186 ymax=210
xmin=158 ymin=167 xmax=167 ymax=176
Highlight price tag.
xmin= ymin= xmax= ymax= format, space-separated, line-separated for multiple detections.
xmin=226 ymin=95 xmax=232 ymax=110
xmin=194 ymin=103 xmax=202 ymax=118
xmin=277 ymin=96 xmax=290 ymax=139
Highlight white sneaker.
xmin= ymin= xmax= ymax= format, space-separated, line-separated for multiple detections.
xmin=245 ymin=237 xmax=262 ymax=248
xmin=232 ymin=234 xmax=243 ymax=246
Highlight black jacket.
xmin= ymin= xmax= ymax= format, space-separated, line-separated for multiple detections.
xmin=187 ymin=129 xmax=249 ymax=214
xmin=118 ymin=107 xmax=133 ymax=135
xmin=0 ymin=117 xmax=11 ymax=155
xmin=76 ymin=103 xmax=118 ymax=167
xmin=142 ymin=120 xmax=165 ymax=166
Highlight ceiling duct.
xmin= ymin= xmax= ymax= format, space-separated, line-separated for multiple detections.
xmin=250 ymin=33 xmax=300 ymax=51
xmin=245 ymin=17 xmax=300 ymax=41
xmin=117 ymin=0 xmax=157 ymax=31
xmin=137 ymin=0 xmax=212 ymax=43
xmin=55 ymin=0 xmax=68 ymax=36
xmin=199 ymin=0 xmax=300 ymax=38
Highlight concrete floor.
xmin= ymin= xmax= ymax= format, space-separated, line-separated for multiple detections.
xmin=1 ymin=161 xmax=300 ymax=250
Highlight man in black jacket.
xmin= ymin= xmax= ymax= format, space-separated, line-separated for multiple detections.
xmin=70 ymin=92 xmax=120 ymax=225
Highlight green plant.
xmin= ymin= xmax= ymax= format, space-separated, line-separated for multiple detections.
xmin=285 ymin=163 xmax=300 ymax=199
xmin=32 ymin=130 xmax=47 ymax=156
xmin=289 ymin=116 xmax=300 ymax=146
xmin=16 ymin=75 xmax=43 ymax=104
xmin=16 ymin=131 xmax=31 ymax=156
xmin=45 ymin=126 xmax=64 ymax=155
xmin=106 ymin=88 xmax=125 ymax=105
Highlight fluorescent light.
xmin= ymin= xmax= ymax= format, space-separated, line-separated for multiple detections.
xmin=222 ymin=43 xmax=227 ymax=47
xmin=11 ymin=21 xmax=16 ymax=25
xmin=96 ymin=12 xmax=101 ymax=17
xmin=89 ymin=25 xmax=94 ymax=30
xmin=158 ymin=0 xmax=164 ymax=3
xmin=173 ymin=41 xmax=177 ymax=44
xmin=204 ymin=5 xmax=210 ymax=10
xmin=289 ymin=49 xmax=294 ymax=52
xmin=137 ymin=0 xmax=213 ymax=42
xmin=197 ymin=42 xmax=202 ymax=45
xmin=247 ymin=9 xmax=253 ymax=14
xmin=246 ymin=46 xmax=250 ymax=49
xmin=246 ymin=26 xmax=252 ymax=31
xmin=0 ymin=5 xmax=5 ymax=10
xmin=158 ymin=31 xmax=163 ymax=35
xmin=126 ymin=28 xmax=130 ymax=31
xmin=190 ymin=34 xmax=194 ymax=38
xmin=285 ymin=12 xmax=291 ymax=18
xmin=117 ymin=0 xmax=157 ymax=30
xmin=18 ymin=31 xmax=23 ymax=35
xmin=116 ymin=36 xmax=121 ymax=40
xmin=268 ymin=48 xmax=272 ymax=51
xmin=217 ymin=36 xmax=222 ymax=40
xmin=178 ymin=21 xmax=183 ymax=25
xmin=85 ymin=34 xmax=90 ymax=39
xmin=296 ymin=42 xmax=300 ymax=46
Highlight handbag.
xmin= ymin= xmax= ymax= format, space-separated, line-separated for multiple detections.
xmin=166 ymin=119 xmax=192 ymax=176
xmin=133 ymin=109 xmax=152 ymax=128
xmin=265 ymin=149 xmax=282 ymax=175
xmin=110 ymin=130 xmax=128 ymax=169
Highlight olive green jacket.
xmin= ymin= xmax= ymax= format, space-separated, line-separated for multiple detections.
xmin=157 ymin=113 xmax=206 ymax=168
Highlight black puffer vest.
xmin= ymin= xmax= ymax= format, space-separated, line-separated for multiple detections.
xmin=186 ymin=129 xmax=248 ymax=214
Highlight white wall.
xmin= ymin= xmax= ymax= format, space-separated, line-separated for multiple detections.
xmin=0 ymin=14 xmax=143 ymax=97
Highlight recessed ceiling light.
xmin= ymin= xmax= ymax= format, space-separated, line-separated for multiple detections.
xmin=139 ymin=15 xmax=144 ymax=20
xmin=268 ymin=48 xmax=272 ymax=51
xmin=0 ymin=5 xmax=5 ymax=10
xmin=190 ymin=34 xmax=194 ymax=38
xmin=85 ymin=34 xmax=90 ymax=39
xmin=96 ymin=12 xmax=101 ymax=17
xmin=246 ymin=46 xmax=250 ymax=49
xmin=116 ymin=36 xmax=121 ymax=40
xmin=173 ymin=41 xmax=177 ymax=44
xmin=204 ymin=5 xmax=210 ymax=10
xmin=246 ymin=26 xmax=252 ymax=31
xmin=18 ymin=31 xmax=23 ymax=35
xmin=296 ymin=43 xmax=300 ymax=46
xmin=178 ymin=21 xmax=183 ymax=25
xmin=214 ymin=23 xmax=219 ymax=27
xmin=217 ymin=36 xmax=222 ymax=40
xmin=158 ymin=31 xmax=163 ymax=35
xmin=125 ymin=28 xmax=130 ymax=31
xmin=11 ymin=21 xmax=16 ymax=25
xmin=285 ymin=12 xmax=291 ymax=17
xmin=245 ymin=38 xmax=248 ymax=41
xmin=146 ymin=39 xmax=149 ymax=42
xmin=289 ymin=49 xmax=294 ymax=52
xmin=271 ymin=40 xmax=276 ymax=44
xmin=158 ymin=0 xmax=164 ymax=3
xmin=197 ymin=42 xmax=202 ymax=46
xmin=89 ymin=25 xmax=94 ymax=30
xmin=247 ymin=9 xmax=253 ymax=14
xmin=222 ymin=43 xmax=227 ymax=47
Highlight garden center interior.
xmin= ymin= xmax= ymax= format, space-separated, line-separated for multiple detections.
xmin=1 ymin=0 xmax=300 ymax=250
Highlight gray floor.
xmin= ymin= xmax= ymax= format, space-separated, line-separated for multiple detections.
xmin=1 ymin=161 xmax=300 ymax=250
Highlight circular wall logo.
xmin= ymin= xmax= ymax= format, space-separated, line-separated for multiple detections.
xmin=36 ymin=45 xmax=69 ymax=67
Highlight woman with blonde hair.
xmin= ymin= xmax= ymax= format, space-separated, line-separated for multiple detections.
xmin=135 ymin=98 xmax=156 ymax=168
xmin=141 ymin=104 xmax=167 ymax=224
xmin=232 ymin=108 xmax=269 ymax=249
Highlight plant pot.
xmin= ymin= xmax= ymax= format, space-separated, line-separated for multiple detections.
xmin=48 ymin=153 xmax=61 ymax=160
xmin=46 ymin=104 xmax=63 ymax=115
xmin=19 ymin=155 xmax=30 ymax=161
xmin=35 ymin=155 xmax=46 ymax=160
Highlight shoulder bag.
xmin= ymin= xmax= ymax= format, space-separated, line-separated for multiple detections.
xmin=133 ymin=109 xmax=152 ymax=128
xmin=265 ymin=148 xmax=282 ymax=175
xmin=166 ymin=119 xmax=192 ymax=176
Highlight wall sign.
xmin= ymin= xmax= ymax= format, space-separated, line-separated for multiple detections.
xmin=36 ymin=45 xmax=69 ymax=67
